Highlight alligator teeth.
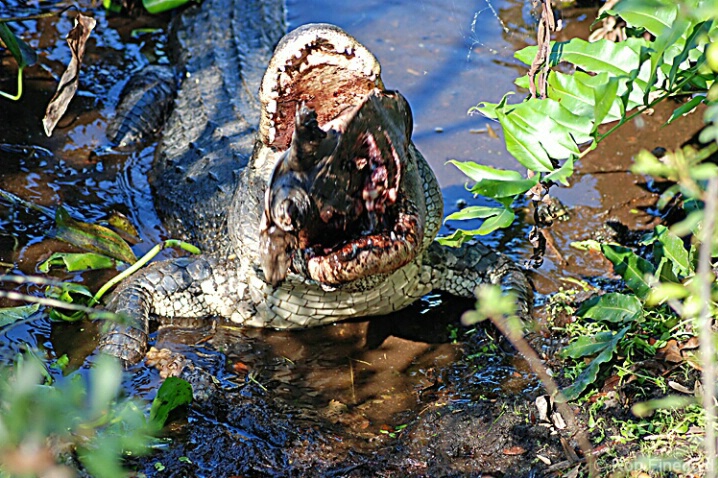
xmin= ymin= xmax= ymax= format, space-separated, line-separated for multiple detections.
xmin=266 ymin=100 xmax=277 ymax=114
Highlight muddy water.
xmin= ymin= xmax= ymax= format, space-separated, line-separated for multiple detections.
xmin=0 ymin=0 xmax=709 ymax=475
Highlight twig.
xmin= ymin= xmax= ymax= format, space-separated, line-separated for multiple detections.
xmin=528 ymin=0 xmax=555 ymax=99
xmin=0 ymin=6 xmax=77 ymax=24
xmin=698 ymin=177 xmax=718 ymax=478
xmin=0 ymin=290 xmax=114 ymax=320
xmin=489 ymin=316 xmax=598 ymax=476
xmin=0 ymin=187 xmax=55 ymax=218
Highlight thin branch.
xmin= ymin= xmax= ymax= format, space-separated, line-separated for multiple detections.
xmin=0 ymin=290 xmax=112 ymax=319
xmin=0 ymin=187 xmax=55 ymax=218
xmin=528 ymin=0 xmax=555 ymax=99
xmin=0 ymin=5 xmax=77 ymax=24
xmin=489 ymin=316 xmax=598 ymax=477
xmin=698 ymin=177 xmax=718 ymax=478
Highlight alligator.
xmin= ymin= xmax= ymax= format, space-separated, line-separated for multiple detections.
xmin=99 ymin=0 xmax=533 ymax=364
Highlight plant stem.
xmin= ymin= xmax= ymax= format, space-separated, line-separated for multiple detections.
xmin=88 ymin=239 xmax=201 ymax=307
xmin=0 ymin=290 xmax=115 ymax=319
xmin=698 ymin=177 xmax=718 ymax=478
xmin=0 ymin=187 xmax=55 ymax=218
xmin=0 ymin=6 xmax=76 ymax=23
xmin=0 ymin=66 xmax=24 ymax=101
xmin=596 ymin=66 xmax=701 ymax=144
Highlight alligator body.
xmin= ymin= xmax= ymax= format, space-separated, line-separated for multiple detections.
xmin=99 ymin=0 xmax=532 ymax=363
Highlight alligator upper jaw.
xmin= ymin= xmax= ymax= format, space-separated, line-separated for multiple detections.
xmin=260 ymin=89 xmax=424 ymax=287
xmin=258 ymin=23 xmax=383 ymax=154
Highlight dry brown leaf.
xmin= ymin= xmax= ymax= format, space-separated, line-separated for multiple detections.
xmin=668 ymin=380 xmax=693 ymax=394
xmin=656 ymin=339 xmax=683 ymax=363
xmin=42 ymin=14 xmax=96 ymax=136
xmin=502 ymin=446 xmax=526 ymax=456
xmin=682 ymin=336 xmax=700 ymax=350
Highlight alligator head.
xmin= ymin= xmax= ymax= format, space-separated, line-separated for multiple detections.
xmin=255 ymin=24 xmax=427 ymax=287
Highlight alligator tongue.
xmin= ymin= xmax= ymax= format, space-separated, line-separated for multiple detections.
xmin=260 ymin=89 xmax=415 ymax=286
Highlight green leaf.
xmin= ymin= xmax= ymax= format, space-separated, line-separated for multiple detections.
xmin=150 ymin=377 xmax=193 ymax=429
xmin=38 ymin=252 xmax=119 ymax=273
xmin=570 ymin=239 xmax=602 ymax=252
xmin=608 ymin=0 xmax=677 ymax=37
xmin=472 ymin=94 xmax=510 ymax=120
xmin=652 ymin=225 xmax=692 ymax=277
xmin=517 ymin=38 xmax=650 ymax=91
xmin=496 ymin=106 xmax=555 ymax=172
xmin=542 ymin=157 xmax=575 ymax=186
xmin=469 ymin=176 xmax=538 ymax=198
xmin=655 ymin=256 xmax=680 ymax=284
xmin=631 ymin=149 xmax=675 ymax=179
xmin=45 ymin=282 xmax=92 ymax=322
xmin=521 ymin=98 xmax=594 ymax=145
xmin=646 ymin=282 xmax=689 ymax=306
xmin=667 ymin=95 xmax=706 ymax=124
xmin=593 ymin=76 xmax=620 ymax=129
xmin=0 ymin=304 xmax=40 ymax=328
xmin=601 ymin=244 xmax=655 ymax=299
xmin=447 ymin=160 xmax=524 ymax=183
xmin=632 ymin=395 xmax=695 ymax=418
xmin=475 ymin=206 xmax=516 ymax=234
xmin=576 ymin=293 xmax=643 ymax=324
xmin=0 ymin=23 xmax=37 ymax=69
xmin=436 ymin=229 xmax=479 ymax=247
xmin=440 ymin=202 xmax=516 ymax=241
xmin=444 ymin=205 xmax=508 ymax=222
xmin=55 ymin=207 xmax=137 ymax=264
xmin=492 ymin=97 xmax=596 ymax=172
xmin=561 ymin=326 xmax=630 ymax=401
xmin=143 ymin=0 xmax=192 ymax=14
xmin=102 ymin=0 xmax=123 ymax=13
xmin=668 ymin=21 xmax=714 ymax=90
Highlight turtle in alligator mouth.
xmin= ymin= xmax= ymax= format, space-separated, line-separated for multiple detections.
xmin=99 ymin=18 xmax=532 ymax=365
xmin=260 ymin=91 xmax=421 ymax=286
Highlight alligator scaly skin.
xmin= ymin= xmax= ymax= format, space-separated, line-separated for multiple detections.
xmin=153 ymin=0 xmax=285 ymax=253
xmin=99 ymin=0 xmax=533 ymax=364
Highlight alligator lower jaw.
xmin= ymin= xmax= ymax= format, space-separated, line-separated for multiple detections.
xmin=303 ymin=212 xmax=422 ymax=286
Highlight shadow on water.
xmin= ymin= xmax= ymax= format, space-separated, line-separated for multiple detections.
xmin=0 ymin=0 xmax=711 ymax=475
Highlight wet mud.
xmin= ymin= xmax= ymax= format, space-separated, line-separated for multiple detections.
xmin=0 ymin=1 xmax=710 ymax=477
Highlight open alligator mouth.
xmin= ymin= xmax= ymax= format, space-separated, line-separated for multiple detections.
xmin=258 ymin=24 xmax=424 ymax=286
